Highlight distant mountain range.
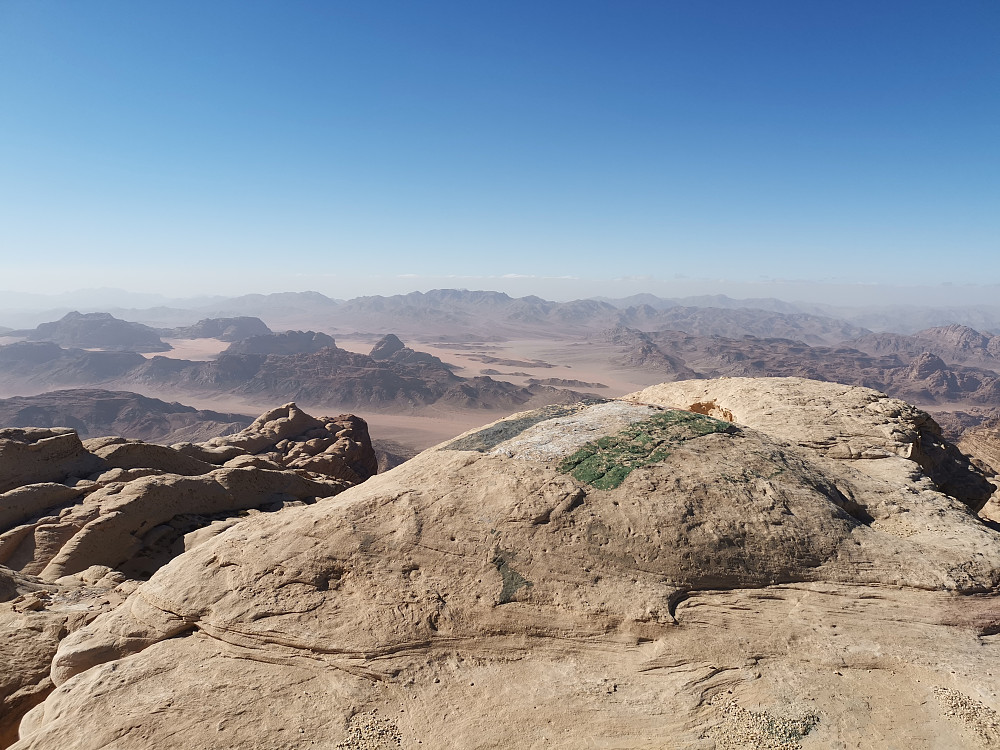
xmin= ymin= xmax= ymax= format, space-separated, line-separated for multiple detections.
xmin=6 ymin=294 xmax=1000 ymax=437
xmin=196 ymin=290 xmax=871 ymax=344
xmin=5 ymin=288 xmax=1000 ymax=335
xmin=0 ymin=333 xmax=585 ymax=413
xmin=1 ymin=292 xmax=872 ymax=345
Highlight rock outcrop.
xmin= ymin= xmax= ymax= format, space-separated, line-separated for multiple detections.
xmin=8 ymin=378 xmax=1000 ymax=749
xmin=626 ymin=377 xmax=995 ymax=511
xmin=0 ymin=403 xmax=377 ymax=743
xmin=0 ymin=403 xmax=377 ymax=583
xmin=0 ymin=429 xmax=104 ymax=494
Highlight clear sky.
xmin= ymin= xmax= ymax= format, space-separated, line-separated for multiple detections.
xmin=0 ymin=1 xmax=997 ymax=303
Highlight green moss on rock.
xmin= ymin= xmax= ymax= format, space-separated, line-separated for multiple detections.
xmin=558 ymin=410 xmax=738 ymax=489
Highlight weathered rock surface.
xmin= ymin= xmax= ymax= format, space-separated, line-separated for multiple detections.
xmin=11 ymin=378 xmax=1000 ymax=749
xmin=957 ymin=421 xmax=1000 ymax=523
xmin=627 ymin=377 xmax=995 ymax=511
xmin=0 ymin=403 xmax=377 ymax=745
xmin=958 ymin=421 xmax=1000 ymax=475
xmin=0 ymin=428 xmax=104 ymax=494
xmin=0 ymin=565 xmax=133 ymax=749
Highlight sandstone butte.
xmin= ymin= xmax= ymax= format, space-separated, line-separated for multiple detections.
xmin=3 ymin=377 xmax=1000 ymax=749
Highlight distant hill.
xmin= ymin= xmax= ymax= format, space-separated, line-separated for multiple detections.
xmin=163 ymin=316 xmax=271 ymax=341
xmin=9 ymin=311 xmax=171 ymax=352
xmin=222 ymin=330 xmax=336 ymax=355
xmin=811 ymin=304 xmax=1000 ymax=335
xmin=596 ymin=292 xmax=803 ymax=314
xmin=0 ymin=388 xmax=252 ymax=443
xmin=598 ymin=294 xmax=1000 ymax=335
xmin=850 ymin=324 xmax=1000 ymax=370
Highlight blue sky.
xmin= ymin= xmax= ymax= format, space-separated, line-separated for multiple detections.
xmin=0 ymin=1 xmax=997 ymax=303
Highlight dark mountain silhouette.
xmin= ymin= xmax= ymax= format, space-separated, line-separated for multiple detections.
xmin=10 ymin=312 xmax=170 ymax=352
xmin=0 ymin=389 xmax=251 ymax=443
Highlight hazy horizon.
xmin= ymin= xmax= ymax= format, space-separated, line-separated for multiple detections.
xmin=2 ymin=278 xmax=1000 ymax=313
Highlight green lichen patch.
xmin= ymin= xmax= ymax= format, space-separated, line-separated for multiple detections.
xmin=443 ymin=399 xmax=608 ymax=452
xmin=493 ymin=552 xmax=533 ymax=605
xmin=558 ymin=410 xmax=738 ymax=490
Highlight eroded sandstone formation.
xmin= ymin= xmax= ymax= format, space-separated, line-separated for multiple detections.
xmin=3 ymin=379 xmax=1000 ymax=748
xmin=0 ymin=403 xmax=376 ymax=742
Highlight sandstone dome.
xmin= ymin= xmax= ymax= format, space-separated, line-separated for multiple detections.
xmin=7 ymin=378 xmax=1000 ymax=749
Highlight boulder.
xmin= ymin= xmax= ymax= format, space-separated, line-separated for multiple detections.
xmin=0 ymin=429 xmax=105 ymax=494
xmin=0 ymin=565 xmax=130 ymax=748
xmin=626 ymin=377 xmax=995 ymax=511
xmin=0 ymin=404 xmax=376 ymax=585
xmin=86 ymin=440 xmax=215 ymax=477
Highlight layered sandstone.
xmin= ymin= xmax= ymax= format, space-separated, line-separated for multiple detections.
xmin=0 ymin=403 xmax=377 ymax=742
xmin=6 ymin=378 xmax=1000 ymax=748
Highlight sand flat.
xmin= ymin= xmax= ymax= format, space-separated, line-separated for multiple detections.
xmin=335 ymin=335 xmax=666 ymax=397
xmin=155 ymin=338 xmax=230 ymax=361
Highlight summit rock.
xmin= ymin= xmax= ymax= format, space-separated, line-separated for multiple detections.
xmin=8 ymin=378 xmax=1000 ymax=748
